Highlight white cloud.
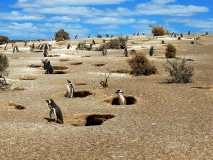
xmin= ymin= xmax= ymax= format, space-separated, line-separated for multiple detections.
xmin=165 ymin=18 xmax=213 ymax=30
xmin=23 ymin=6 xmax=104 ymax=17
xmin=0 ymin=22 xmax=90 ymax=39
xmin=48 ymin=16 xmax=80 ymax=22
xmin=0 ymin=11 xmax=44 ymax=21
xmin=136 ymin=1 xmax=208 ymax=16
xmin=84 ymin=17 xmax=135 ymax=25
xmin=152 ymin=0 xmax=176 ymax=5
xmin=15 ymin=0 xmax=129 ymax=7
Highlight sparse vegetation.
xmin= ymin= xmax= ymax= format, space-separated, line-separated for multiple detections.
xmin=165 ymin=44 xmax=176 ymax=58
xmin=152 ymin=26 xmax=168 ymax=36
xmin=128 ymin=52 xmax=157 ymax=76
xmin=100 ymin=73 xmax=110 ymax=88
xmin=0 ymin=36 xmax=9 ymax=45
xmin=55 ymin=29 xmax=70 ymax=41
xmin=164 ymin=58 xmax=194 ymax=83
xmin=108 ymin=37 xmax=126 ymax=49
xmin=0 ymin=53 xmax=9 ymax=77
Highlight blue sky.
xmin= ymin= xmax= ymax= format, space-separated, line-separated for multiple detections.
xmin=0 ymin=0 xmax=212 ymax=40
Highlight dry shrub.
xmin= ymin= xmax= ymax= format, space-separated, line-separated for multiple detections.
xmin=128 ymin=52 xmax=157 ymax=76
xmin=164 ymin=58 xmax=194 ymax=83
xmin=0 ymin=53 xmax=9 ymax=77
xmin=152 ymin=26 xmax=167 ymax=36
xmin=105 ymin=37 xmax=126 ymax=49
xmin=165 ymin=44 xmax=176 ymax=58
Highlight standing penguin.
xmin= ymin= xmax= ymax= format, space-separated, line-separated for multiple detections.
xmin=116 ymin=90 xmax=127 ymax=105
xmin=65 ymin=79 xmax=74 ymax=98
xmin=45 ymin=99 xmax=64 ymax=124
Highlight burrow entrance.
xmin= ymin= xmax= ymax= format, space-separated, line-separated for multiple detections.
xmin=85 ymin=114 xmax=115 ymax=126
xmin=29 ymin=64 xmax=42 ymax=68
xmin=70 ymin=62 xmax=83 ymax=65
xmin=54 ymin=71 xmax=68 ymax=74
xmin=92 ymin=63 xmax=106 ymax=67
xmin=104 ymin=96 xmax=137 ymax=105
xmin=9 ymin=102 xmax=26 ymax=110
xmin=44 ymin=114 xmax=115 ymax=126
xmin=1 ymin=102 xmax=27 ymax=110
xmin=74 ymin=82 xmax=87 ymax=85
xmin=192 ymin=86 xmax=213 ymax=90
xmin=110 ymin=69 xmax=131 ymax=74
xmin=74 ymin=90 xmax=93 ymax=98
xmin=52 ymin=66 xmax=69 ymax=74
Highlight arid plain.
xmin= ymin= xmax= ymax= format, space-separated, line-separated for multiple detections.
xmin=0 ymin=34 xmax=212 ymax=159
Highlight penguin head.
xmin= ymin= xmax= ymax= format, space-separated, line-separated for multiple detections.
xmin=116 ymin=90 xmax=123 ymax=94
xmin=45 ymin=99 xmax=54 ymax=105
xmin=67 ymin=79 xmax=72 ymax=84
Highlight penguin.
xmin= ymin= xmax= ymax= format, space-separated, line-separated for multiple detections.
xmin=45 ymin=99 xmax=64 ymax=124
xmin=41 ymin=59 xmax=53 ymax=74
xmin=116 ymin=90 xmax=127 ymax=105
xmin=65 ymin=79 xmax=74 ymax=98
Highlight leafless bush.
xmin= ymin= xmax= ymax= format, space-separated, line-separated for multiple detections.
xmin=164 ymin=58 xmax=194 ymax=83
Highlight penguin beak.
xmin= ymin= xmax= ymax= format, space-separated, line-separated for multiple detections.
xmin=45 ymin=100 xmax=49 ymax=103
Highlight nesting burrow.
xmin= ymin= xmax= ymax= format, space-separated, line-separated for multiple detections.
xmin=29 ymin=64 xmax=42 ymax=68
xmin=110 ymin=69 xmax=131 ymax=74
xmin=52 ymin=66 xmax=69 ymax=74
xmin=52 ymin=66 xmax=68 ymax=70
xmin=192 ymin=86 xmax=213 ymax=90
xmin=74 ymin=82 xmax=87 ymax=85
xmin=73 ymin=90 xmax=93 ymax=98
xmin=61 ymin=114 xmax=115 ymax=126
xmin=85 ymin=114 xmax=115 ymax=126
xmin=81 ymin=55 xmax=91 ymax=58
xmin=59 ymin=58 xmax=69 ymax=62
xmin=54 ymin=70 xmax=68 ymax=74
xmin=103 ymin=96 xmax=137 ymax=105
xmin=0 ymin=101 xmax=26 ymax=110
xmin=92 ymin=63 xmax=106 ymax=67
xmin=70 ymin=62 xmax=83 ymax=65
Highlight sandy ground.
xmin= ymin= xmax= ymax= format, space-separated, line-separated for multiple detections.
xmin=0 ymin=34 xmax=212 ymax=160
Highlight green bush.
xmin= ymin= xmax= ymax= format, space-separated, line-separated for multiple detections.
xmin=152 ymin=26 xmax=167 ymax=36
xmin=104 ymin=36 xmax=126 ymax=49
xmin=164 ymin=59 xmax=194 ymax=83
xmin=0 ymin=36 xmax=9 ymax=45
xmin=55 ymin=29 xmax=70 ymax=41
xmin=128 ymin=52 xmax=157 ymax=76
xmin=0 ymin=53 xmax=9 ymax=77
xmin=165 ymin=44 xmax=176 ymax=58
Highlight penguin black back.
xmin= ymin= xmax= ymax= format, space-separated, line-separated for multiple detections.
xmin=46 ymin=99 xmax=63 ymax=124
